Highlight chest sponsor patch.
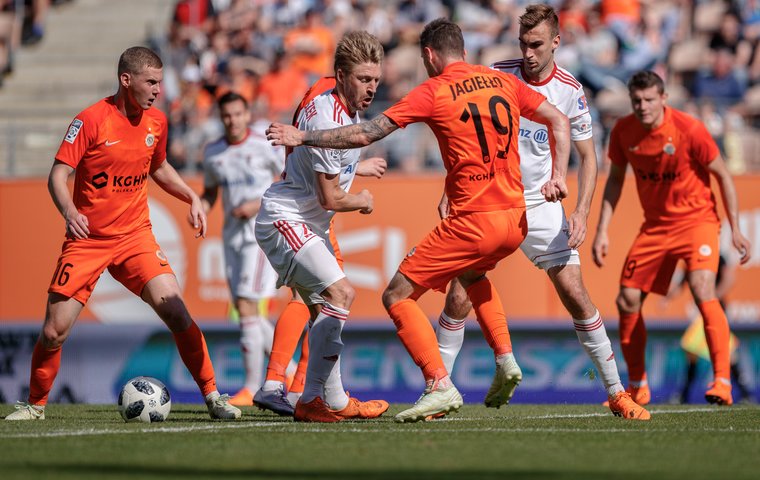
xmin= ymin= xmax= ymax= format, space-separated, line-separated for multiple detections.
xmin=64 ymin=119 xmax=83 ymax=144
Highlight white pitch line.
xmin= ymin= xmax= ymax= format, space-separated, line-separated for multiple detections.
xmin=524 ymin=407 xmax=735 ymax=419
xmin=3 ymin=415 xmax=759 ymax=439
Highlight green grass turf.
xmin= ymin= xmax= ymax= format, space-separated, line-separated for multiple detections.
xmin=1 ymin=403 xmax=758 ymax=480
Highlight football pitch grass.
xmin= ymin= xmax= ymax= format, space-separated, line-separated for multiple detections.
xmin=1 ymin=403 xmax=759 ymax=480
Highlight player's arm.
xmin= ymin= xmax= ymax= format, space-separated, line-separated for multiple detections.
xmin=267 ymin=114 xmax=399 ymax=149
xmin=591 ymin=162 xmax=626 ymax=267
xmin=529 ymin=100 xmax=570 ymax=202
xmin=566 ymin=137 xmax=598 ymax=248
xmin=708 ymin=155 xmax=751 ymax=264
xmin=356 ymin=157 xmax=387 ymax=178
xmin=48 ymin=160 xmax=89 ymax=239
xmin=151 ymin=161 xmax=207 ymax=238
xmin=315 ymin=172 xmax=373 ymax=214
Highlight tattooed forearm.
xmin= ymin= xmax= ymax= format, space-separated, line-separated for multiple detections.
xmin=302 ymin=115 xmax=398 ymax=149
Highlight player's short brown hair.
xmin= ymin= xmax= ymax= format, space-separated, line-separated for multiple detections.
xmin=519 ymin=4 xmax=560 ymax=38
xmin=627 ymin=70 xmax=666 ymax=94
xmin=420 ymin=18 xmax=465 ymax=58
xmin=218 ymin=91 xmax=248 ymax=109
xmin=334 ymin=31 xmax=384 ymax=76
xmin=118 ymin=46 xmax=163 ymax=76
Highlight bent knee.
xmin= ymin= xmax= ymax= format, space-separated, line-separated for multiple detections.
xmin=444 ymin=288 xmax=471 ymax=319
xmin=616 ymin=292 xmax=641 ymax=314
xmin=40 ymin=325 xmax=68 ymax=348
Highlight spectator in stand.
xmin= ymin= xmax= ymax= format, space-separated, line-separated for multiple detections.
xmin=0 ymin=0 xmax=20 ymax=85
xmin=691 ymin=47 xmax=747 ymax=111
xmin=283 ymin=8 xmax=335 ymax=81
xmin=256 ymin=49 xmax=309 ymax=124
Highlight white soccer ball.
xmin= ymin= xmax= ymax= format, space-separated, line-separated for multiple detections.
xmin=117 ymin=376 xmax=172 ymax=423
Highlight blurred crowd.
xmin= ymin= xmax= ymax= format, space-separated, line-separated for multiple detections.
xmin=148 ymin=0 xmax=760 ymax=174
xmin=0 ymin=0 xmax=72 ymax=88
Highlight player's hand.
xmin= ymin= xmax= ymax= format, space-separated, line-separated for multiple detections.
xmin=358 ymin=189 xmax=374 ymax=214
xmin=541 ymin=178 xmax=569 ymax=202
xmin=732 ymin=230 xmax=752 ymax=265
xmin=231 ymin=200 xmax=259 ymax=220
xmin=266 ymin=123 xmax=303 ymax=147
xmin=592 ymin=230 xmax=609 ymax=267
xmin=64 ymin=209 xmax=90 ymax=240
xmin=567 ymin=210 xmax=588 ymax=249
xmin=357 ymin=157 xmax=387 ymax=178
xmin=189 ymin=198 xmax=207 ymax=238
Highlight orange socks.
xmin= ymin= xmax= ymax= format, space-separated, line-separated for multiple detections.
xmin=465 ymin=278 xmax=512 ymax=356
xmin=28 ymin=341 xmax=62 ymax=406
xmin=266 ymin=300 xmax=310 ymax=383
xmin=388 ymin=299 xmax=447 ymax=381
xmin=172 ymin=322 xmax=217 ymax=397
xmin=619 ymin=311 xmax=647 ymax=383
xmin=289 ymin=332 xmax=309 ymax=394
xmin=698 ymin=299 xmax=731 ymax=381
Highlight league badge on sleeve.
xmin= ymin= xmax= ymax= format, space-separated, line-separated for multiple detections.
xmin=64 ymin=119 xmax=83 ymax=144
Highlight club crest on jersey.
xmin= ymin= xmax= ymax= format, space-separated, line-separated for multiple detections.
xmin=663 ymin=142 xmax=675 ymax=155
xmin=64 ymin=119 xmax=83 ymax=144
xmin=145 ymin=133 xmax=155 ymax=147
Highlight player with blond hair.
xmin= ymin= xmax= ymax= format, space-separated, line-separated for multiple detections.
xmin=254 ymin=31 xmax=390 ymax=422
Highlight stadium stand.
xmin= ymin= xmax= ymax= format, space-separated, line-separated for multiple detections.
xmin=1 ymin=0 xmax=760 ymax=176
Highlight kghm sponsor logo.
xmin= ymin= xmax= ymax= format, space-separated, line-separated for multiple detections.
xmin=91 ymin=172 xmax=149 ymax=191
xmin=469 ymin=172 xmax=495 ymax=182
xmin=634 ymin=168 xmax=680 ymax=183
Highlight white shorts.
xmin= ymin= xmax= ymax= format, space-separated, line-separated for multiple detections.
xmin=224 ymin=240 xmax=278 ymax=301
xmin=520 ymin=200 xmax=580 ymax=270
xmin=255 ymin=220 xmax=345 ymax=305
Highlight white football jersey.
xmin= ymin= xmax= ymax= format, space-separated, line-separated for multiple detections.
xmin=491 ymin=59 xmax=592 ymax=206
xmin=202 ymin=121 xmax=284 ymax=247
xmin=257 ymin=90 xmax=361 ymax=236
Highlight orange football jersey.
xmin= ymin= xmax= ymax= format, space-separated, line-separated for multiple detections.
xmin=55 ymin=97 xmax=168 ymax=238
xmin=608 ymin=107 xmax=720 ymax=226
xmin=384 ymin=62 xmax=545 ymax=215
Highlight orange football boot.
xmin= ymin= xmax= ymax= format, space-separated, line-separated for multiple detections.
xmin=602 ymin=383 xmax=651 ymax=407
xmin=293 ymin=397 xmax=342 ymax=423
xmin=334 ymin=396 xmax=389 ymax=420
xmin=705 ymin=379 xmax=733 ymax=406
xmin=229 ymin=387 xmax=254 ymax=407
xmin=608 ymin=391 xmax=651 ymax=420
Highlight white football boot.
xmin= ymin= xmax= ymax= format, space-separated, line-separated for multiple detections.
xmin=394 ymin=379 xmax=463 ymax=423
xmin=484 ymin=352 xmax=522 ymax=408
xmin=5 ymin=401 xmax=45 ymax=421
xmin=205 ymin=392 xmax=242 ymax=420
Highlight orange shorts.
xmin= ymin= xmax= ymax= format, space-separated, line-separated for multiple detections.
xmin=399 ymin=208 xmax=527 ymax=293
xmin=48 ymin=227 xmax=174 ymax=304
xmin=621 ymin=221 xmax=720 ymax=295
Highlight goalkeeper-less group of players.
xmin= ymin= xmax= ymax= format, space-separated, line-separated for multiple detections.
xmin=5 ymin=4 xmax=751 ymax=423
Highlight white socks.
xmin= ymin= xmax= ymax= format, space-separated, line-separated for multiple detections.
xmin=435 ymin=312 xmax=466 ymax=376
xmin=301 ymin=303 xmax=349 ymax=411
xmin=573 ymin=310 xmax=624 ymax=396
xmin=240 ymin=315 xmax=268 ymax=392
